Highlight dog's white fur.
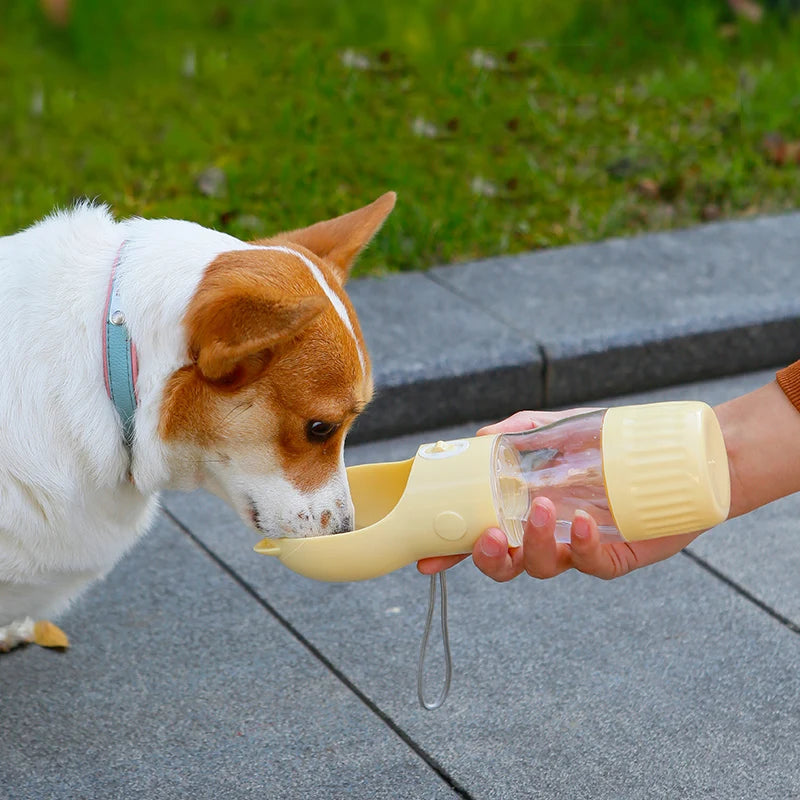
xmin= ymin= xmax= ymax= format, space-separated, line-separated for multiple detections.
xmin=0 ymin=201 xmax=381 ymax=642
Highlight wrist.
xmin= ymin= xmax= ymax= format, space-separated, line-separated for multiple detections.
xmin=713 ymin=398 xmax=749 ymax=520
xmin=713 ymin=380 xmax=800 ymax=520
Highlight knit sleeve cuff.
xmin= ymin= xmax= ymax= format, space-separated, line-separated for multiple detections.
xmin=776 ymin=360 xmax=800 ymax=414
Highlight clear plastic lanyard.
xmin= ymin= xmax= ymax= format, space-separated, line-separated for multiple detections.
xmin=417 ymin=572 xmax=452 ymax=710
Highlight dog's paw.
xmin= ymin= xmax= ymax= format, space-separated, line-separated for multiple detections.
xmin=0 ymin=617 xmax=35 ymax=652
xmin=0 ymin=617 xmax=69 ymax=653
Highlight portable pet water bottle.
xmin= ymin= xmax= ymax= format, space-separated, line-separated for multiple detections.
xmin=255 ymin=401 xmax=731 ymax=580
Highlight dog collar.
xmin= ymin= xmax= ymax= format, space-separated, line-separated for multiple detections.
xmin=102 ymin=243 xmax=138 ymax=453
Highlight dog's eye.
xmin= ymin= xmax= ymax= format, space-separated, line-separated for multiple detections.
xmin=306 ymin=420 xmax=340 ymax=442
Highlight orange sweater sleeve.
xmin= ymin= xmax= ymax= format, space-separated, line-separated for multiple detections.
xmin=776 ymin=360 xmax=800 ymax=413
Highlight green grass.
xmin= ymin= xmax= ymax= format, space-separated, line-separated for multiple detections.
xmin=1 ymin=0 xmax=800 ymax=275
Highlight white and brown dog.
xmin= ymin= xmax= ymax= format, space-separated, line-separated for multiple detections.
xmin=0 ymin=192 xmax=395 ymax=650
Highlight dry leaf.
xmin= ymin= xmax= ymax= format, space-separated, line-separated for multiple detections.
xmin=470 ymin=176 xmax=499 ymax=197
xmin=40 ymin=0 xmax=71 ymax=26
xmin=411 ymin=116 xmax=439 ymax=139
xmin=637 ymin=178 xmax=660 ymax=199
xmin=195 ymin=166 xmax=227 ymax=198
xmin=470 ymin=49 xmax=499 ymax=71
xmin=33 ymin=620 xmax=70 ymax=649
xmin=763 ymin=133 xmax=800 ymax=166
xmin=728 ymin=0 xmax=763 ymax=23
xmin=339 ymin=49 xmax=371 ymax=71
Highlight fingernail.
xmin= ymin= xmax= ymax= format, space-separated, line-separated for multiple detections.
xmin=572 ymin=510 xmax=590 ymax=541
xmin=532 ymin=501 xmax=549 ymax=528
xmin=480 ymin=530 xmax=505 ymax=558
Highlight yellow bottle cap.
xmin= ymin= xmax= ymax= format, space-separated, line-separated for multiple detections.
xmin=601 ymin=401 xmax=730 ymax=541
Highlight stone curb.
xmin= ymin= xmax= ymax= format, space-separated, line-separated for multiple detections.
xmin=348 ymin=212 xmax=800 ymax=442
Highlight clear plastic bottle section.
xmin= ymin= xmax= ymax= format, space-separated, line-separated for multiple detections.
xmin=493 ymin=410 xmax=624 ymax=543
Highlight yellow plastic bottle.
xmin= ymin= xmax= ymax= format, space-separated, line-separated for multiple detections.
xmin=255 ymin=401 xmax=731 ymax=582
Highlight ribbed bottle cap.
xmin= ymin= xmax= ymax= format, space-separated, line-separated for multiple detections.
xmin=601 ymin=402 xmax=730 ymax=542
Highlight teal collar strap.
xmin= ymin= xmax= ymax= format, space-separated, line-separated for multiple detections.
xmin=102 ymin=244 xmax=138 ymax=453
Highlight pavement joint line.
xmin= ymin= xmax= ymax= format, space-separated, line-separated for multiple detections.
xmin=424 ymin=269 xmax=535 ymax=341
xmin=538 ymin=341 xmax=551 ymax=406
xmin=161 ymin=507 xmax=475 ymax=800
xmin=681 ymin=548 xmax=800 ymax=635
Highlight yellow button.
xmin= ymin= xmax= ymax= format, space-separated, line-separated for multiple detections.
xmin=434 ymin=511 xmax=467 ymax=540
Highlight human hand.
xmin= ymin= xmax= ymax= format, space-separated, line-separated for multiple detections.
xmin=416 ymin=407 xmax=702 ymax=581
xmin=417 ymin=496 xmax=701 ymax=581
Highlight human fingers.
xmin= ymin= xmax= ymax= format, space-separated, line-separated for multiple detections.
xmin=621 ymin=530 xmax=702 ymax=570
xmin=477 ymin=408 xmax=602 ymax=436
xmin=520 ymin=497 xmax=573 ymax=578
xmin=478 ymin=411 xmax=565 ymax=436
xmin=567 ymin=510 xmax=642 ymax=580
xmin=568 ymin=514 xmax=704 ymax=579
xmin=471 ymin=528 xmax=526 ymax=582
xmin=417 ymin=553 xmax=470 ymax=574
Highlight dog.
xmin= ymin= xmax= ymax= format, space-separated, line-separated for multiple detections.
xmin=0 ymin=192 xmax=395 ymax=650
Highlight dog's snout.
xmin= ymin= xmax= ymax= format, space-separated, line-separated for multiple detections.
xmin=243 ymin=485 xmax=354 ymax=538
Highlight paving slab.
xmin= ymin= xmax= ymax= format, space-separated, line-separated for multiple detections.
xmin=0 ymin=516 xmax=461 ymax=800
xmin=346 ymin=272 xmax=542 ymax=441
xmin=161 ymin=367 xmax=800 ymax=799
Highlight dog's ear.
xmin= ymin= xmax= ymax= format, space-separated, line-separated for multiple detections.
xmin=187 ymin=288 xmax=327 ymax=387
xmin=262 ymin=191 xmax=396 ymax=284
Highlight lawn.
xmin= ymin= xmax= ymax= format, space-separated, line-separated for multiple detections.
xmin=1 ymin=0 xmax=799 ymax=275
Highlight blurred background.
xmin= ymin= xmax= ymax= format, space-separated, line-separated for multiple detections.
xmin=1 ymin=0 xmax=799 ymax=275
